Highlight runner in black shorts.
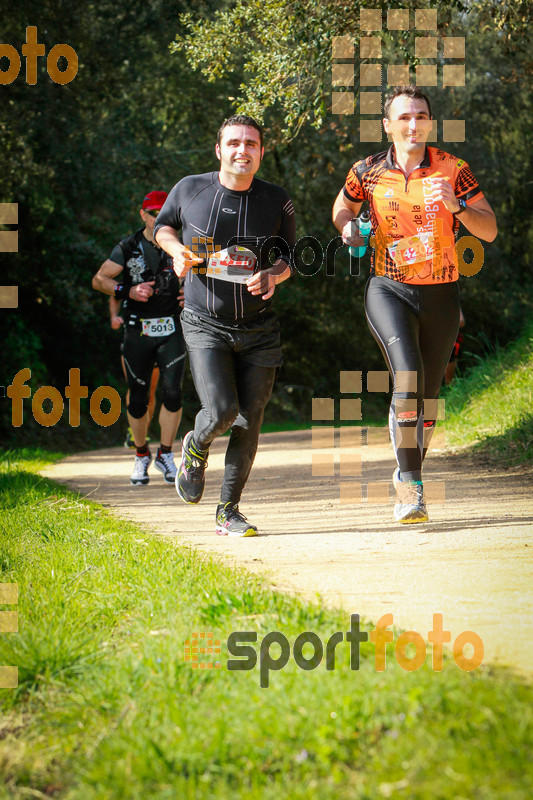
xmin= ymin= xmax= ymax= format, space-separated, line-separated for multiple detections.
xmin=93 ymin=190 xmax=186 ymax=486
xmin=333 ymin=86 xmax=497 ymax=523
xmin=154 ymin=115 xmax=295 ymax=537
xmin=108 ymin=294 xmax=160 ymax=447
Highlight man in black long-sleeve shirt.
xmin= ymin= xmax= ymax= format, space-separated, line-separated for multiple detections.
xmin=155 ymin=115 xmax=295 ymax=536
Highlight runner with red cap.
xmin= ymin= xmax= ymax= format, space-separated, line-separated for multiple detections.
xmin=92 ymin=190 xmax=186 ymax=485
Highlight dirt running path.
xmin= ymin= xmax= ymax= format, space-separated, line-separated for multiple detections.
xmin=42 ymin=430 xmax=533 ymax=675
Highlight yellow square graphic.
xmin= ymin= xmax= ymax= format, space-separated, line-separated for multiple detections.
xmin=424 ymin=398 xmax=445 ymax=421
xmin=443 ymin=37 xmax=465 ymax=59
xmin=312 ymin=397 xmax=334 ymax=420
xmin=443 ymin=119 xmax=465 ymax=142
xmin=312 ymin=453 xmax=335 ymax=477
xmin=367 ymin=482 xmax=391 ymax=503
xmin=312 ymin=426 xmax=335 ymax=449
xmin=360 ymin=64 xmax=382 ymax=86
xmin=340 ymin=483 xmax=362 ymax=504
xmin=340 ymin=370 xmax=362 ymax=394
xmin=360 ymin=9 xmax=382 ymax=30
xmin=340 ymin=398 xmax=362 ymax=421
xmin=415 ymin=64 xmax=437 ymax=86
xmin=443 ymin=65 xmax=465 ymax=87
xmin=332 ymin=35 xmax=354 ymax=59
xmin=0 ymin=584 xmax=18 ymax=604
xmin=367 ymin=371 xmax=389 ymax=393
xmin=360 ymin=120 xmax=382 ymax=142
xmin=360 ymin=37 xmax=382 ymax=59
xmin=425 ymin=481 xmax=446 ymax=504
xmin=360 ymin=92 xmax=382 ymax=115
xmin=387 ymin=9 xmax=409 ymax=30
xmin=425 ymin=123 xmax=438 ymax=143
xmin=0 ymin=203 xmax=18 ymax=224
xmin=0 ymin=610 xmax=18 ymax=633
xmin=415 ymin=36 xmax=437 ymax=59
xmin=0 ymin=666 xmax=18 ymax=689
xmin=387 ymin=65 xmax=410 ymax=85
xmin=423 ymin=423 xmax=439 ymax=448
xmin=367 ymin=426 xmax=390 ymax=446
xmin=423 ymin=399 xmax=439 ymax=421
xmin=396 ymin=397 xmax=417 ymax=416
xmin=332 ymin=63 xmax=354 ymax=87
xmin=397 ymin=427 xmax=418 ymax=449
xmin=340 ymin=427 xmax=362 ymax=449
xmin=340 ymin=453 xmax=362 ymax=477
xmin=395 ymin=370 xmax=417 ymax=393
xmin=415 ymin=9 xmax=437 ymax=30
xmin=186 ymin=632 xmax=221 ymax=669
xmin=0 ymin=232 xmax=18 ymax=253
xmin=332 ymin=92 xmax=354 ymax=115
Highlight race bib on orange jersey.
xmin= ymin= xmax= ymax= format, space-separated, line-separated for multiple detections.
xmin=388 ymin=232 xmax=434 ymax=269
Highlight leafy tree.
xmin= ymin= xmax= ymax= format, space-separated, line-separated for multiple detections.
xmin=0 ymin=0 xmax=231 ymax=444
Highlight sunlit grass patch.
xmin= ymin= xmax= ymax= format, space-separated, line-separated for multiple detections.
xmin=0 ymin=449 xmax=531 ymax=798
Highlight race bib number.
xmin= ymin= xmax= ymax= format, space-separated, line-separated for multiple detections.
xmin=141 ymin=316 xmax=175 ymax=337
xmin=388 ymin=232 xmax=435 ymax=269
xmin=205 ymin=245 xmax=257 ymax=284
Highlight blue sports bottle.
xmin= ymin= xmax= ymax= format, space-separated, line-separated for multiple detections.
xmin=348 ymin=211 xmax=372 ymax=257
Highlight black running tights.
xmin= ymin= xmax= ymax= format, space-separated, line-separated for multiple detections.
xmin=364 ymin=276 xmax=460 ymax=481
xmin=187 ymin=347 xmax=276 ymax=504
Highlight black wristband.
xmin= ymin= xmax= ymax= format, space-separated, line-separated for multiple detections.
xmin=114 ymin=284 xmax=128 ymax=300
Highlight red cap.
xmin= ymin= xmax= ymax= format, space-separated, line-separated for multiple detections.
xmin=142 ymin=190 xmax=168 ymax=211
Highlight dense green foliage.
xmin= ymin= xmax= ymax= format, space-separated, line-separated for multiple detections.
xmin=1 ymin=0 xmax=532 ymax=449
xmin=1 ymin=450 xmax=532 ymax=797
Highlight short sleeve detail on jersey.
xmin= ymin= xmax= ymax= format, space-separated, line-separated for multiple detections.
xmin=283 ymin=199 xmax=295 ymax=216
xmin=343 ymin=151 xmax=389 ymax=202
xmin=455 ymin=163 xmax=484 ymax=204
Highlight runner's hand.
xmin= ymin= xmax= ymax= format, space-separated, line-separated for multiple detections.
xmin=246 ymin=268 xmax=277 ymax=300
xmin=110 ymin=314 xmax=124 ymax=329
xmin=129 ymin=281 xmax=155 ymax=302
xmin=172 ymin=246 xmax=204 ymax=279
xmin=341 ymin=218 xmax=365 ymax=247
xmin=426 ymin=178 xmax=461 ymax=214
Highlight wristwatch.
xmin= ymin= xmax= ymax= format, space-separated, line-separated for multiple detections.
xmin=114 ymin=283 xmax=128 ymax=300
xmin=455 ymin=198 xmax=467 ymax=215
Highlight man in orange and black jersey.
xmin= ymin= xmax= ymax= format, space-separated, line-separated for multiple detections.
xmin=332 ymin=85 xmax=497 ymax=524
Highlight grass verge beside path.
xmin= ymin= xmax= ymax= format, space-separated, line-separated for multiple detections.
xmin=445 ymin=320 xmax=533 ymax=465
xmin=1 ymin=449 xmax=532 ymax=799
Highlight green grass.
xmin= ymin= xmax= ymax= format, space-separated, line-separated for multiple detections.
xmin=0 ymin=448 xmax=532 ymax=799
xmin=445 ymin=320 xmax=533 ymax=465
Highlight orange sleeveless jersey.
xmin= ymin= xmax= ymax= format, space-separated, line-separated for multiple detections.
xmin=343 ymin=146 xmax=484 ymax=284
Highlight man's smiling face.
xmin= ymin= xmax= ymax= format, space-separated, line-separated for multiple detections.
xmin=383 ymin=95 xmax=433 ymax=155
xmin=216 ymin=124 xmax=264 ymax=182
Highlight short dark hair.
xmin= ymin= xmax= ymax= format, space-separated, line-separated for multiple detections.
xmin=383 ymin=85 xmax=432 ymax=119
xmin=217 ymin=115 xmax=263 ymax=149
